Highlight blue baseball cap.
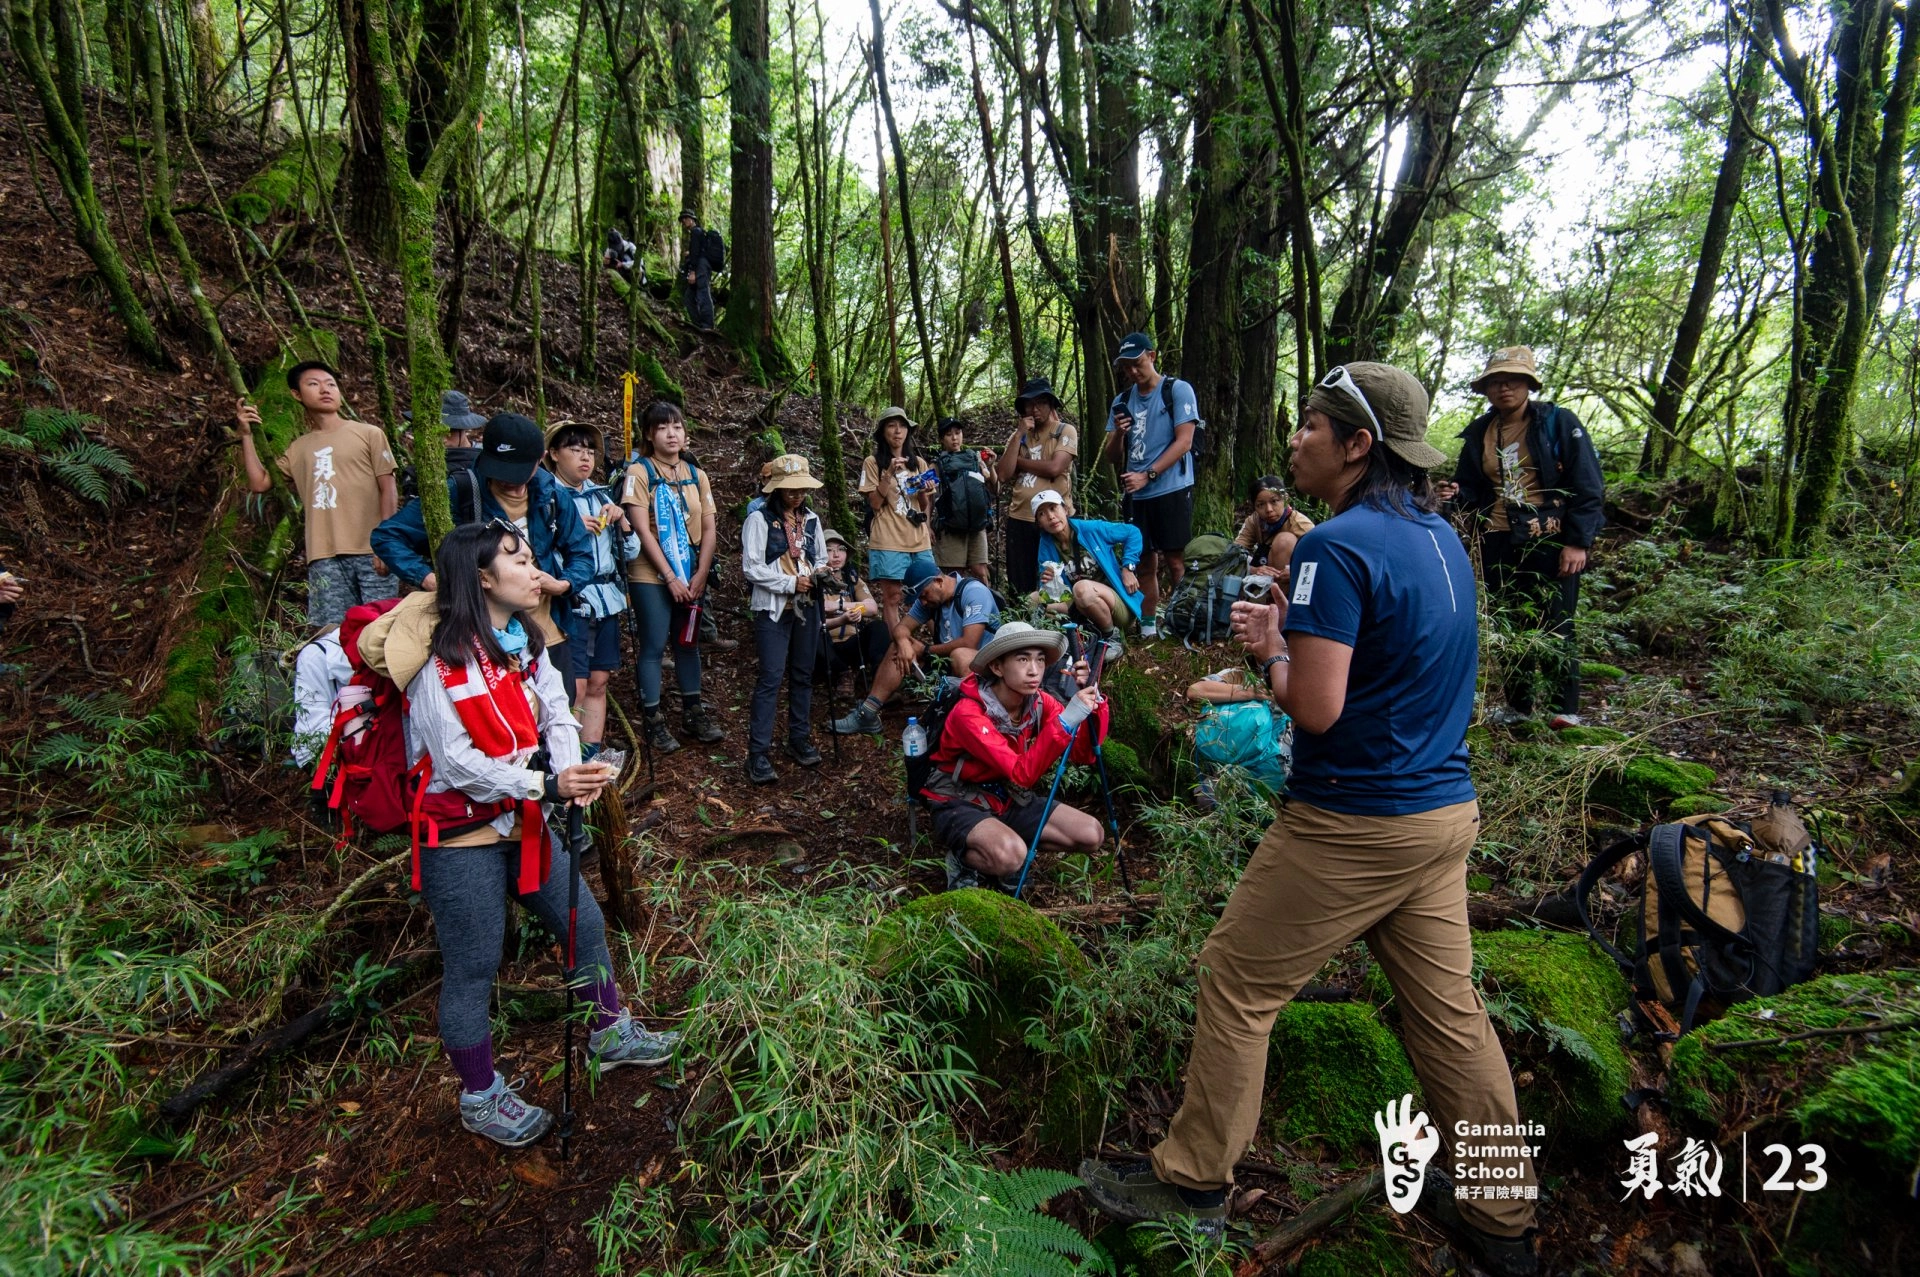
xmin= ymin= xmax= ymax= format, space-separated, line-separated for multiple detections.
xmin=1114 ymin=332 xmax=1155 ymax=361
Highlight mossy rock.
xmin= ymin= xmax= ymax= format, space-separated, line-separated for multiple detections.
xmin=1101 ymin=662 xmax=1165 ymax=759
xmin=1265 ymin=1002 xmax=1419 ymax=1154
xmin=634 ymin=348 xmax=683 ymax=402
xmin=1664 ymin=793 xmax=1729 ymax=818
xmin=1817 ymin=913 xmax=1859 ymax=949
xmin=1556 ymin=724 xmax=1629 ymax=746
xmin=1580 ymin=661 xmax=1628 ymax=681
xmin=1099 ymin=740 xmax=1150 ymax=794
xmin=1473 ymin=930 xmax=1633 ymax=1144
xmin=1668 ymin=971 xmax=1920 ymax=1178
xmin=869 ymin=888 xmax=1089 ymax=996
xmin=227 ymin=135 xmax=345 ymax=226
xmin=1589 ymin=755 xmax=1718 ymax=818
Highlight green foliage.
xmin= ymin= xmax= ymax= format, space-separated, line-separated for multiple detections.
xmin=1588 ymin=755 xmax=1718 ymax=818
xmin=1471 ymin=931 xmax=1633 ymax=1144
xmin=1265 ymin=1003 xmax=1419 ymax=1153
xmin=1296 ymin=1213 xmax=1415 ymax=1277
xmin=0 ymin=408 xmax=145 ymax=508
xmin=27 ymin=694 xmax=209 ymax=823
xmin=927 ymin=1167 xmax=1112 ymax=1276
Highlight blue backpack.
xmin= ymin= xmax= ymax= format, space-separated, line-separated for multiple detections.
xmin=1194 ymin=701 xmax=1292 ymax=795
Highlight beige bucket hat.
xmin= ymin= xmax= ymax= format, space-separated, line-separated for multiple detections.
xmin=763 ymin=453 xmax=824 ymax=492
xmin=973 ymin=620 xmax=1068 ymax=674
xmin=1469 ymin=345 xmax=1544 ymax=393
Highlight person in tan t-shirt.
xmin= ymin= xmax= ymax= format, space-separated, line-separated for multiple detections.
xmin=1232 ymin=475 xmax=1316 ymax=586
xmin=996 ymin=376 xmax=1079 ymax=597
xmin=238 ymin=361 xmax=398 ymax=627
xmin=858 ymin=407 xmax=937 ymax=627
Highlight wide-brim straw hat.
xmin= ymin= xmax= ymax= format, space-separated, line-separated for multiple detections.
xmin=763 ymin=453 xmax=823 ymax=492
xmin=974 ymin=621 xmax=1067 ymax=673
xmin=1469 ymin=345 xmax=1543 ymax=393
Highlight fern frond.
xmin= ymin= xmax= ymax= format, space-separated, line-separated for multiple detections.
xmin=19 ymin=406 xmax=96 ymax=446
xmin=986 ymin=1167 xmax=1090 ymax=1215
xmin=0 ymin=428 xmax=34 ymax=454
xmin=57 ymin=692 xmax=135 ymax=729
xmin=47 ymin=441 xmax=144 ymax=506
xmin=29 ymin=732 xmax=96 ymax=770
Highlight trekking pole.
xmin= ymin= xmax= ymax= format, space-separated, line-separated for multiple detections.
xmin=1012 ymin=722 xmax=1081 ymax=901
xmin=559 ymin=801 xmax=584 ymax=1160
xmin=816 ymin=583 xmax=840 ymax=761
xmin=1070 ymin=625 xmax=1134 ymax=896
xmin=622 ymin=602 xmax=655 ymax=788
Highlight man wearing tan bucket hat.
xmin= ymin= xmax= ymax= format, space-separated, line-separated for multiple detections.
xmin=1443 ymin=345 xmax=1605 ymax=729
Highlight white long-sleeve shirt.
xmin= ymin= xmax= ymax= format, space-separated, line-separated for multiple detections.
xmin=290 ymin=629 xmax=352 ymax=766
xmin=740 ymin=504 xmax=829 ymax=622
xmin=404 ymin=644 xmax=581 ymax=842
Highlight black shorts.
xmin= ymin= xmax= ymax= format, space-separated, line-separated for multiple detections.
xmin=1005 ymin=518 xmax=1041 ymax=595
xmin=571 ymin=613 xmax=624 ymax=679
xmin=930 ymin=794 xmax=1051 ymax=851
xmin=1130 ymin=488 xmax=1195 ymax=554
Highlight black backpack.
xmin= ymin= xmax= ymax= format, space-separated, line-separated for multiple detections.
xmin=932 ymin=450 xmax=993 ymax=535
xmin=1111 ymin=376 xmax=1207 ymax=472
xmin=702 ymin=228 xmax=727 ymax=273
xmin=905 ymin=678 xmax=969 ymax=806
xmin=1574 ymin=806 xmax=1820 ymax=1036
xmin=1161 ymin=534 xmax=1250 ymax=645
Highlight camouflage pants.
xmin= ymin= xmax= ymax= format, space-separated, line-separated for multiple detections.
xmin=307 ymin=554 xmax=397 ymax=628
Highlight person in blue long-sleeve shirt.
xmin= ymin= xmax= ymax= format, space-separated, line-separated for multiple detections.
xmin=372 ymin=412 xmax=595 ymax=685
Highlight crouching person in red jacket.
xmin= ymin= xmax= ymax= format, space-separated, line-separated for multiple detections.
xmin=921 ymin=621 xmax=1109 ymax=891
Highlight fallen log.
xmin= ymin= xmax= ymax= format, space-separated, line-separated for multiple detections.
xmin=1244 ymin=1169 xmax=1384 ymax=1268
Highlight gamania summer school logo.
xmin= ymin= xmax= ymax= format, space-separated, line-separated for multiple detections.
xmin=1374 ymin=1093 xmax=1544 ymax=1213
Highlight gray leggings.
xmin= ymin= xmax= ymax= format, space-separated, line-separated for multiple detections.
xmin=417 ymin=837 xmax=614 ymax=1049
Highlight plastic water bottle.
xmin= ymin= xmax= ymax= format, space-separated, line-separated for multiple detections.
xmin=902 ymin=717 xmax=928 ymax=759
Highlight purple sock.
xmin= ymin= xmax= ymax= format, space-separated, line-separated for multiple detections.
xmin=590 ymin=978 xmax=622 ymax=1032
xmin=446 ymin=1037 xmax=496 ymax=1094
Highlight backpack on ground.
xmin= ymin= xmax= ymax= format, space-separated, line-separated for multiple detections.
xmin=1161 ymin=534 xmax=1250 ymax=646
xmin=1194 ymin=700 xmax=1292 ymax=796
xmin=933 ymin=450 xmax=993 ymax=535
xmin=905 ymin=678 xmax=970 ymax=807
xmin=1111 ymin=376 xmax=1207 ymax=473
xmin=702 ymin=228 xmax=727 ymax=273
xmin=1574 ymin=799 xmax=1821 ymax=1036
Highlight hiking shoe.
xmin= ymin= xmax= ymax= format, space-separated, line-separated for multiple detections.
xmin=683 ymin=701 xmax=725 ymax=744
xmin=459 ymin=1073 xmax=553 ymax=1148
xmin=1548 ymin=713 xmax=1585 ymax=731
xmin=642 ymin=709 xmax=681 ymax=754
xmin=1138 ymin=619 xmax=1160 ymax=640
xmin=1485 ymin=705 xmax=1531 ymax=728
xmin=589 ymin=1012 xmax=680 ymax=1069
xmin=1077 ymin=1158 xmax=1226 ymax=1240
xmin=745 ymin=753 xmax=777 ymax=785
xmin=699 ymin=612 xmax=738 ymax=650
xmin=1418 ymin=1169 xmax=1539 ymax=1277
xmin=945 ymin=846 xmax=983 ymax=892
xmin=785 ymin=736 xmax=823 ymax=767
xmin=831 ymin=702 xmax=883 ymax=735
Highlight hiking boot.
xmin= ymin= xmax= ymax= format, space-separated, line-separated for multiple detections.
xmin=589 ymin=1012 xmax=680 ymax=1069
xmin=1100 ymin=631 xmax=1126 ymax=663
xmin=945 ymin=846 xmax=983 ymax=892
xmin=1418 ymin=1170 xmax=1539 ymax=1277
xmin=459 ymin=1073 xmax=553 ymax=1148
xmin=745 ymin=753 xmax=777 ymax=785
xmin=699 ymin=611 xmax=739 ymax=650
xmin=642 ymin=707 xmax=681 ymax=754
xmin=785 ymin=736 xmax=823 ymax=767
xmin=683 ymin=701 xmax=725 ymax=744
xmin=1077 ymin=1158 xmax=1226 ymax=1240
xmin=831 ymin=702 xmax=883 ymax=735
xmin=1485 ymin=705 xmax=1531 ymax=728
xmin=1548 ymin=713 xmax=1585 ymax=731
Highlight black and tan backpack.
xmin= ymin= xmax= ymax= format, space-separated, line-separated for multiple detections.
xmin=1574 ymin=795 xmax=1821 ymax=1035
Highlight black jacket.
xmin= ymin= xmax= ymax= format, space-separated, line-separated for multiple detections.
xmin=1453 ymin=400 xmax=1605 ymax=549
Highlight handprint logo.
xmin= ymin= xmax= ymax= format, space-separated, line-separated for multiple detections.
xmin=1375 ymin=1093 xmax=1440 ymax=1214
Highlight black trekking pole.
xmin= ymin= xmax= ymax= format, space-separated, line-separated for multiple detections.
xmin=622 ymin=601 xmax=655 ymax=789
xmin=559 ymin=801 xmax=584 ymax=1160
xmin=1067 ymin=624 xmax=1134 ymax=895
xmin=816 ymin=582 xmax=840 ymax=761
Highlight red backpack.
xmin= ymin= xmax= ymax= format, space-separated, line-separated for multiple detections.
xmin=309 ymin=600 xmax=518 ymax=885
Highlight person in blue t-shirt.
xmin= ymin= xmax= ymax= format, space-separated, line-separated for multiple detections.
xmin=830 ymin=571 xmax=1000 ymax=735
xmin=1081 ymin=363 xmax=1541 ymax=1277
xmin=1101 ymin=332 xmax=1199 ymax=638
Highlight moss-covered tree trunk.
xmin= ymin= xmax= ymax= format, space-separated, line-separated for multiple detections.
xmin=4 ymin=0 xmax=168 ymax=366
xmin=718 ymin=0 xmax=790 ymax=384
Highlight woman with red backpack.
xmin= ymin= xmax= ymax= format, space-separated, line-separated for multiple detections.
xmin=372 ymin=523 xmax=680 ymax=1146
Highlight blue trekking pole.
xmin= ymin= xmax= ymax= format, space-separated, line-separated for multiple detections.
xmin=1073 ymin=627 xmax=1135 ymax=896
xmin=1012 ymin=623 xmax=1086 ymax=901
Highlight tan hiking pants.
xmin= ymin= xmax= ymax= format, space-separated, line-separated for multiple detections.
xmin=1151 ymin=798 xmax=1539 ymax=1237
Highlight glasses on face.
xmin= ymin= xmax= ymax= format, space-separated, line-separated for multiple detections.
xmin=1317 ymin=366 xmax=1384 ymax=438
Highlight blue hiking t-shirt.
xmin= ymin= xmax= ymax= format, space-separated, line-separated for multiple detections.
xmin=1282 ymin=503 xmax=1478 ymax=815
xmin=910 ymin=578 xmax=1001 ymax=646
xmin=1106 ymin=376 xmax=1198 ymax=500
